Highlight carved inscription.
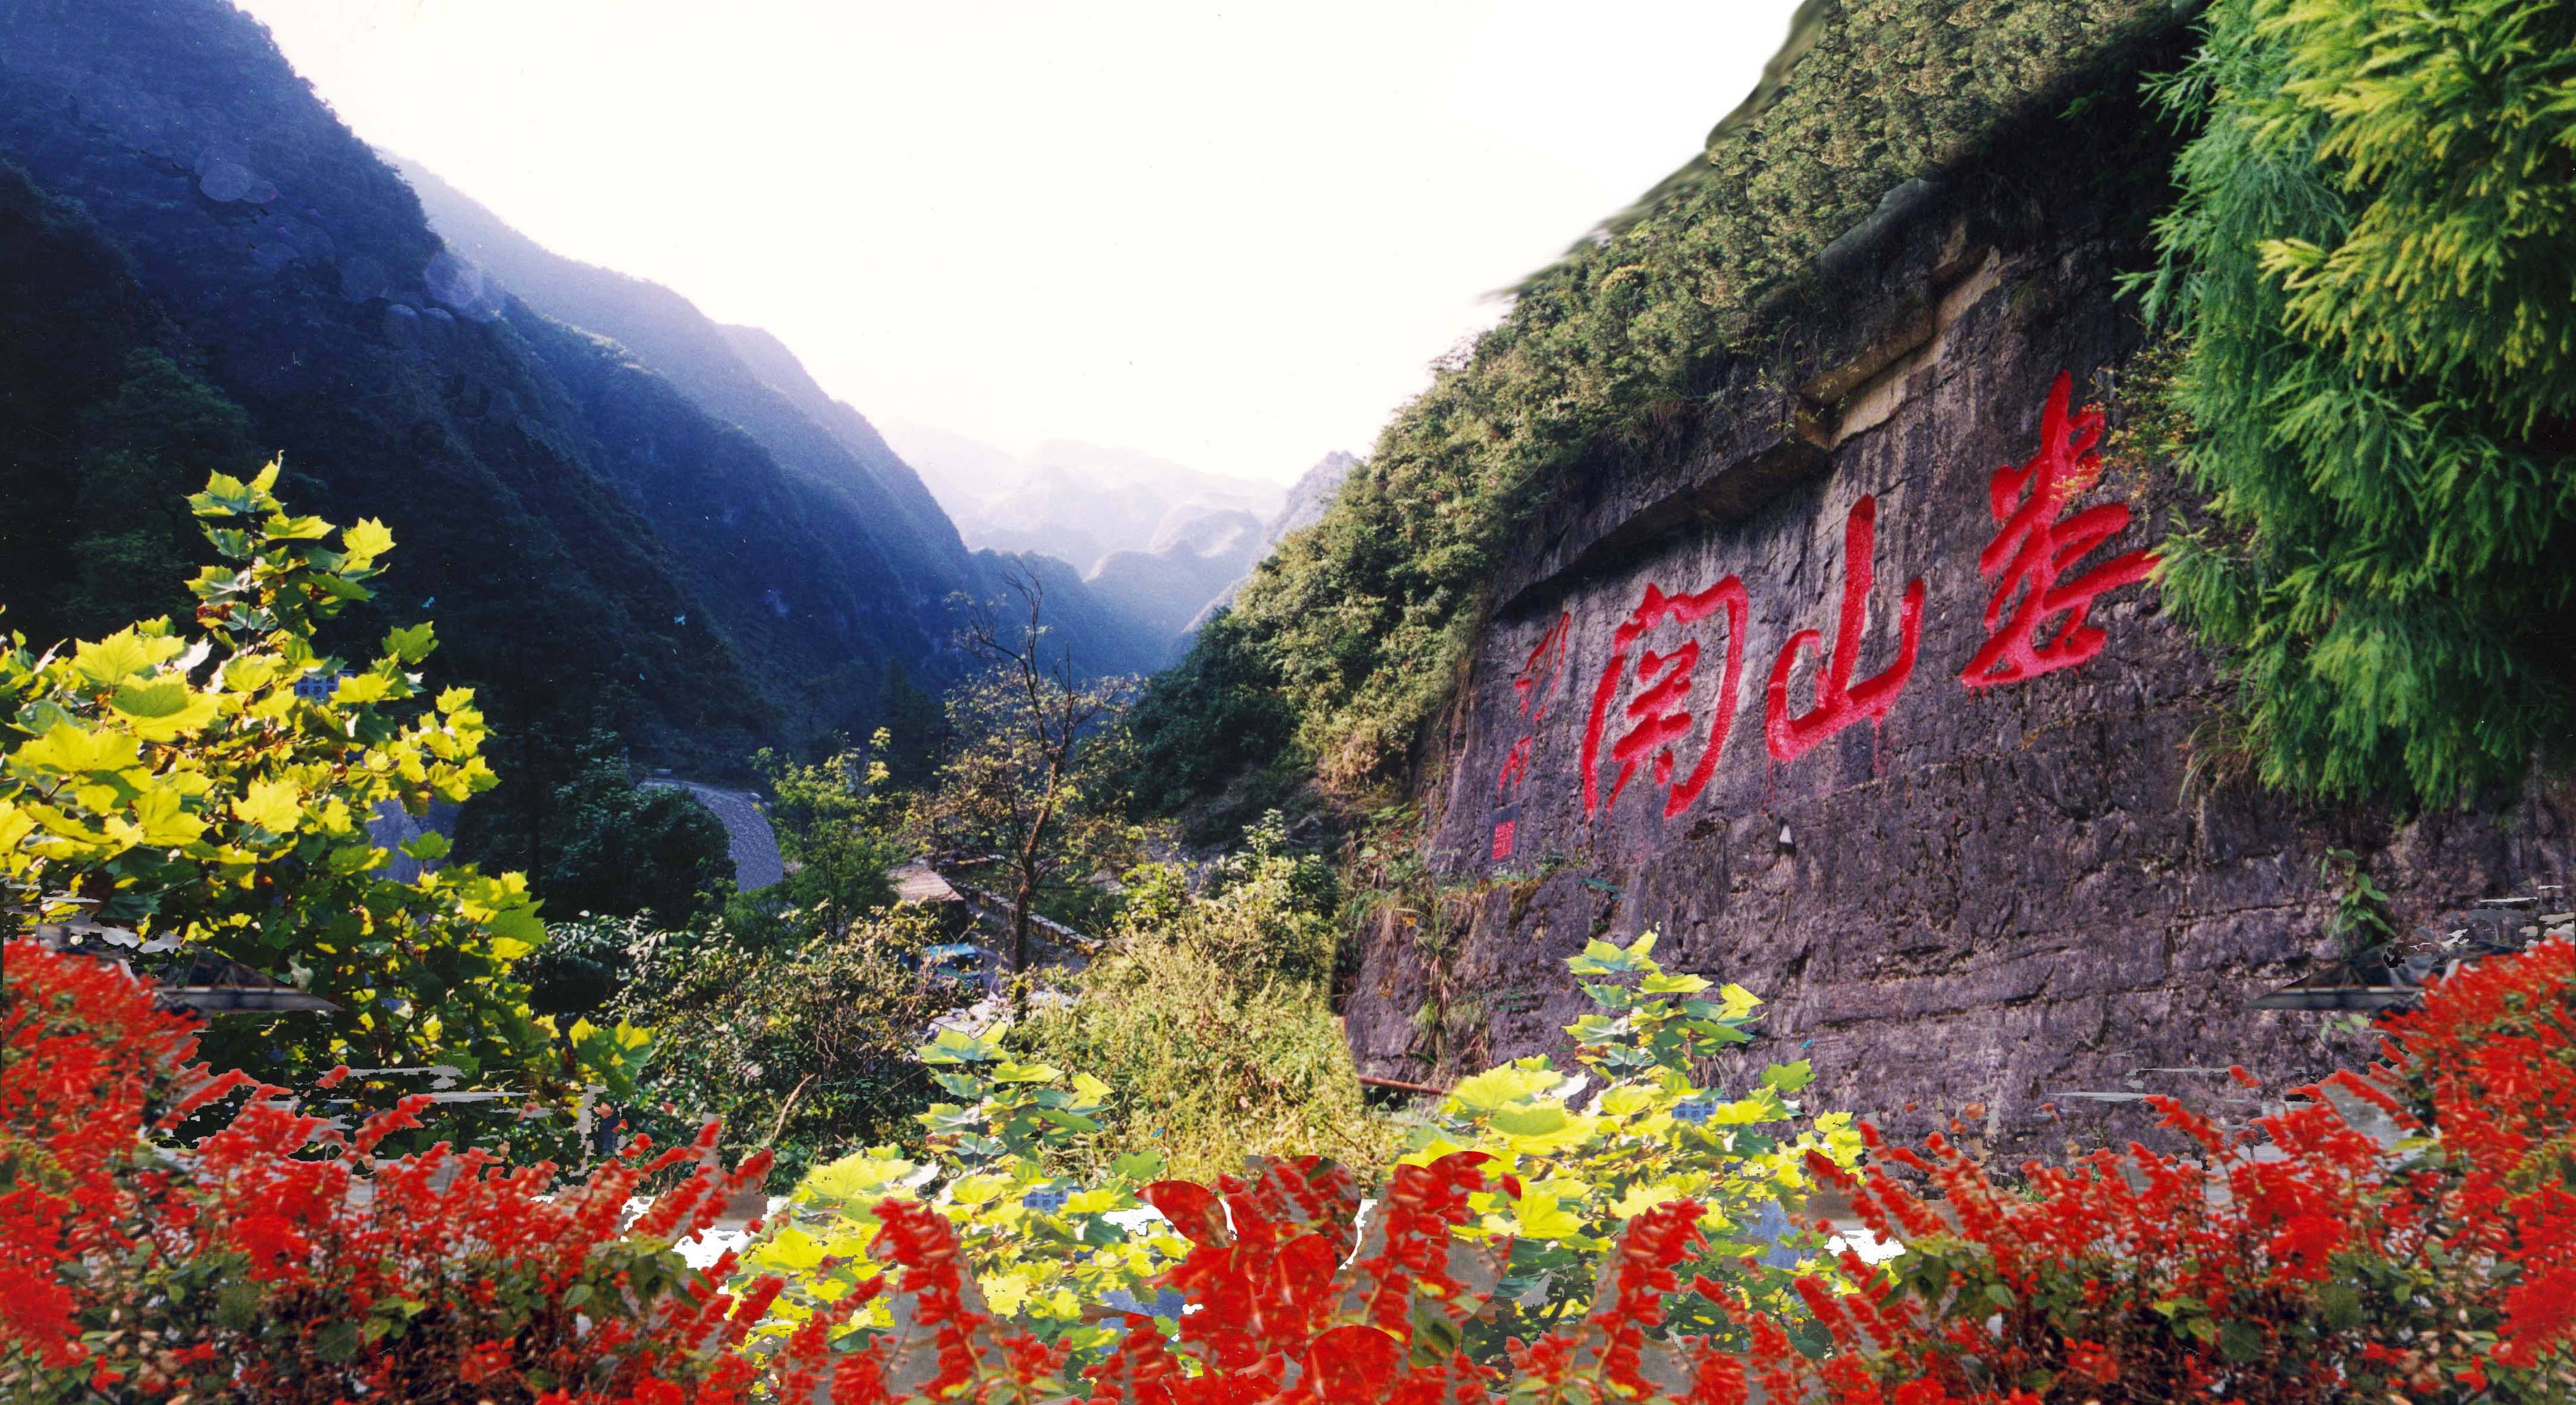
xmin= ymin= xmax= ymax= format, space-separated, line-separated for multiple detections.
xmin=1494 ymin=373 xmax=2158 ymax=851
xmin=1960 ymin=371 xmax=2157 ymax=689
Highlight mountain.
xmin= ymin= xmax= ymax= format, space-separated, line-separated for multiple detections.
xmin=0 ymin=0 xmax=1144 ymax=892
xmin=1266 ymin=450 xmax=1358 ymax=548
xmin=394 ymin=159 xmax=974 ymax=597
xmin=1178 ymin=450 xmax=1360 ymax=641
xmin=880 ymin=424 xmax=1300 ymax=657
xmin=0 ymin=0 xmax=1178 ymax=817
xmin=1086 ymin=508 xmax=1265 ymax=654
xmin=883 ymin=425 xmax=1284 ymax=575
xmin=394 ymin=162 xmax=1168 ymax=680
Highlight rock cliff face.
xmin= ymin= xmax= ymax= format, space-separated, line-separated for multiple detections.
xmin=1341 ymin=101 xmax=2576 ymax=1159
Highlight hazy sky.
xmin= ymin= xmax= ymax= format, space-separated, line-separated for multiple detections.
xmin=238 ymin=1 xmax=1803 ymax=484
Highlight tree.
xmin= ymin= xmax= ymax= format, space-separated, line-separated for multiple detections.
xmin=0 ymin=463 xmax=644 ymax=1135
xmin=746 ymin=741 xmax=907 ymax=939
xmin=613 ymin=905 xmax=970 ymax=1180
xmin=914 ymin=569 xmax=1132 ymax=974
xmin=57 ymin=350 xmax=255 ymax=638
xmin=539 ymin=733 xmax=735 ymax=926
xmin=874 ymin=660 xmax=946 ymax=791
xmin=2141 ymin=0 xmax=2576 ymax=805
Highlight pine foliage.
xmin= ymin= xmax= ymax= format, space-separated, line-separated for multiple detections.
xmin=2143 ymin=0 xmax=2576 ymax=805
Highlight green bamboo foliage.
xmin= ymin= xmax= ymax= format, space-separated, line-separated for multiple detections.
xmin=2142 ymin=0 xmax=2576 ymax=805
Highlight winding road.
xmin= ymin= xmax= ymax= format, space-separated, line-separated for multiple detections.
xmin=642 ymin=780 xmax=785 ymax=892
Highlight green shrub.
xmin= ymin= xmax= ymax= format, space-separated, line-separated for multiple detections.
xmin=615 ymin=905 xmax=966 ymax=1179
xmin=1018 ymin=814 xmax=1367 ymax=1181
xmin=723 ymin=742 xmax=906 ymax=950
xmin=539 ymin=741 xmax=735 ymax=926
xmin=738 ymin=932 xmax=1852 ymax=1369
xmin=2139 ymin=0 xmax=2576 ymax=805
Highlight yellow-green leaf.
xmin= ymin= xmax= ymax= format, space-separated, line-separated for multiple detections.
xmin=1447 ymin=1065 xmax=1561 ymax=1112
xmin=382 ymin=623 xmax=436 ymax=663
xmin=234 ymin=778 xmax=303 ymax=835
xmin=1510 ymin=1191 xmax=1583 ymax=1241
xmin=12 ymin=723 xmax=141 ymax=777
xmin=340 ymin=518 xmax=396 ymax=565
xmin=1487 ymin=1102 xmax=1570 ymax=1138
xmin=71 ymin=632 xmax=156 ymax=686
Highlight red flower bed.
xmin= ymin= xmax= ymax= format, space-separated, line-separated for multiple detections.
xmin=0 ymin=939 xmax=842 ymax=1401
xmin=8 ymin=933 xmax=2572 ymax=1401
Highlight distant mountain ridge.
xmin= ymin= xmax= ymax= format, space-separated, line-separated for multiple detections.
xmin=886 ymin=423 xmax=1325 ymax=659
xmin=884 ymin=424 xmax=1284 ymax=575
xmin=1181 ymin=450 xmax=1359 ymax=639
xmin=394 ymin=158 xmax=1167 ymax=677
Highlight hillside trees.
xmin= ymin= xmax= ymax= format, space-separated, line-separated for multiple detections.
xmin=2143 ymin=0 xmax=2576 ymax=805
xmin=1140 ymin=0 xmax=2187 ymax=804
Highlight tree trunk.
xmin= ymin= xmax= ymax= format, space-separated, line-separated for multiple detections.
xmin=1011 ymin=868 xmax=1036 ymax=975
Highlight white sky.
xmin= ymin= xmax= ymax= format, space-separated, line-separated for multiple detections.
xmin=237 ymin=1 xmax=1801 ymax=485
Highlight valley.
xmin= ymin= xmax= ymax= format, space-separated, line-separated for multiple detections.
xmin=5 ymin=0 xmax=2575 ymax=1396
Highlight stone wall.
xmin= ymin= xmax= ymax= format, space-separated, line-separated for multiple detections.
xmin=1340 ymin=128 xmax=2576 ymax=1159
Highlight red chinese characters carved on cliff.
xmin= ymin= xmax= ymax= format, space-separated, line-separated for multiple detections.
xmin=1959 ymin=371 xmax=2157 ymax=689
xmin=1580 ymin=579 xmax=1749 ymax=818
xmin=1764 ymin=494 xmax=1924 ymax=764
xmin=1495 ymin=613 xmax=1571 ymax=794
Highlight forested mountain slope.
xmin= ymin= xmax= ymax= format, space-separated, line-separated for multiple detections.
xmin=395 ymin=159 xmax=974 ymax=601
xmin=398 ymin=158 xmax=1168 ymax=680
xmin=0 ymin=0 xmax=935 ymax=758
xmin=0 ymin=0 xmax=1163 ymax=783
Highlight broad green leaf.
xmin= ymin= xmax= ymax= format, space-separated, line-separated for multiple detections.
xmin=400 ymin=831 xmax=451 ymax=861
xmin=340 ymin=518 xmax=396 ymax=565
xmin=222 ymin=655 xmax=281 ymax=692
xmin=382 ymin=623 xmax=437 ymax=663
xmin=949 ymin=1173 xmax=1013 ymax=1206
xmin=109 ymin=678 xmax=219 ymax=739
xmin=1610 ymin=1183 xmax=1681 ymax=1219
xmin=1486 ymin=1103 xmax=1570 ymax=1137
xmin=131 ymin=785 xmax=208 ymax=847
xmin=920 ymin=1028 xmax=1005 ymax=1065
xmin=71 ymin=632 xmax=156 ymax=686
xmin=1110 ymin=1150 xmax=1166 ymax=1181
xmin=1510 ymin=1191 xmax=1583 ymax=1240
xmin=1447 ymin=1065 xmax=1561 ymax=1112
xmin=1760 ymin=1060 xmax=1815 ymax=1094
xmin=332 ymin=673 xmax=395 ymax=705
xmin=13 ymin=723 xmax=141 ymax=777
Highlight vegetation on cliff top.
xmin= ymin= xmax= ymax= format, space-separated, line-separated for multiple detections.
xmin=1143 ymin=0 xmax=2182 ymax=796
xmin=1145 ymin=0 xmax=2575 ymax=817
